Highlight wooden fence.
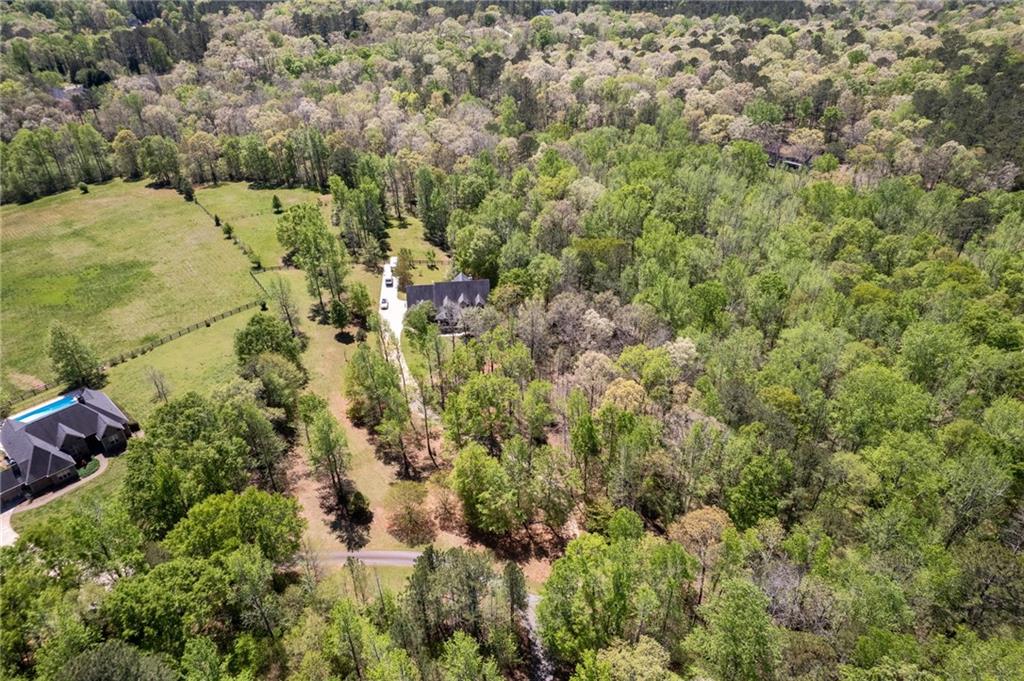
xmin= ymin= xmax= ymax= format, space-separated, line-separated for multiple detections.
xmin=7 ymin=195 xmax=295 ymax=408
xmin=8 ymin=300 xmax=265 ymax=406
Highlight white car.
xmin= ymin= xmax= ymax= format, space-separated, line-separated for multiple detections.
xmin=380 ymin=298 xmax=389 ymax=310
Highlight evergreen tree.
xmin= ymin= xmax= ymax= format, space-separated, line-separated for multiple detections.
xmin=48 ymin=322 xmax=103 ymax=387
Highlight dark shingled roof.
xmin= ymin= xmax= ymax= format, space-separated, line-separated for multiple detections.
xmin=406 ymin=274 xmax=491 ymax=311
xmin=1 ymin=468 xmax=20 ymax=495
xmin=1 ymin=388 xmax=131 ymax=492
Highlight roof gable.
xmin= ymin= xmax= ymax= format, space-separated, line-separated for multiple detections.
xmin=407 ymin=277 xmax=491 ymax=311
xmin=1 ymin=389 xmax=129 ymax=489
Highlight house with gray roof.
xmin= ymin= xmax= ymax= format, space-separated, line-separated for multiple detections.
xmin=1 ymin=389 xmax=134 ymax=505
xmin=406 ymin=273 xmax=491 ymax=331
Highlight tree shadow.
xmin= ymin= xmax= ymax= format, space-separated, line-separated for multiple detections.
xmin=334 ymin=330 xmax=355 ymax=345
xmin=369 ymin=434 xmax=429 ymax=482
xmin=319 ymin=480 xmax=373 ymax=550
xmin=464 ymin=523 xmax=569 ymax=564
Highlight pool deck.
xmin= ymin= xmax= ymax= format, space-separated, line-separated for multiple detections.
xmin=8 ymin=392 xmax=79 ymax=424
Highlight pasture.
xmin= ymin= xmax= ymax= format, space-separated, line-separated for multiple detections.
xmin=0 ymin=180 xmax=260 ymax=393
xmin=195 ymin=182 xmax=327 ymax=267
xmin=386 ymin=216 xmax=450 ymax=287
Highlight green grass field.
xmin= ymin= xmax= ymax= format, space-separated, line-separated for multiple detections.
xmin=103 ymin=308 xmax=259 ymax=423
xmin=195 ymin=183 xmax=326 ymax=267
xmin=0 ymin=180 xmax=261 ymax=393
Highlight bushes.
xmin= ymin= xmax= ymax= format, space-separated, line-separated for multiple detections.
xmin=77 ymin=458 xmax=100 ymax=478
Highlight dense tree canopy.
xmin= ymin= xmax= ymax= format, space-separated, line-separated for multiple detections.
xmin=3 ymin=2 xmax=1024 ymax=681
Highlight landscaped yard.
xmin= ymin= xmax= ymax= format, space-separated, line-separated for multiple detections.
xmin=0 ymin=180 xmax=261 ymax=394
xmin=8 ymin=306 xmax=260 ymax=532
xmin=11 ymin=455 xmax=128 ymax=534
xmin=195 ymin=183 xmax=327 ymax=268
xmin=77 ymin=458 xmax=100 ymax=478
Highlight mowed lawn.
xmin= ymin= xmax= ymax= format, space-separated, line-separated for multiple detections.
xmin=0 ymin=180 xmax=260 ymax=392
xmin=103 ymin=307 xmax=259 ymax=423
xmin=386 ymin=216 xmax=450 ymax=287
xmin=10 ymin=455 xmax=128 ymax=534
xmin=196 ymin=183 xmax=327 ymax=267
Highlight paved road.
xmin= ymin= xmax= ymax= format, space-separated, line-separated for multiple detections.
xmin=0 ymin=454 xmax=110 ymax=547
xmin=318 ymin=549 xmax=422 ymax=567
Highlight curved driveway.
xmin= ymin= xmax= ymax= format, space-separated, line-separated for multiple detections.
xmin=0 ymin=454 xmax=110 ymax=547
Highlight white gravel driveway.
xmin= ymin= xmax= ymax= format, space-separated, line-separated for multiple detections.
xmin=379 ymin=263 xmax=407 ymax=340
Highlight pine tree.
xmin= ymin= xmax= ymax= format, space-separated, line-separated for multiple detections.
xmin=48 ymin=322 xmax=103 ymax=387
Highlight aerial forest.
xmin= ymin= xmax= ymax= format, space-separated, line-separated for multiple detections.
xmin=1 ymin=2 xmax=1023 ymax=681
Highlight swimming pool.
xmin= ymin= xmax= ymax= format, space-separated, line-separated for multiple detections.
xmin=9 ymin=393 xmax=79 ymax=424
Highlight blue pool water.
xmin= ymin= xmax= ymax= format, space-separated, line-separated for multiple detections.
xmin=11 ymin=394 xmax=79 ymax=424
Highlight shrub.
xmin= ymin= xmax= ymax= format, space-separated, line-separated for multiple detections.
xmin=78 ymin=181 xmax=88 ymax=194
xmin=347 ymin=491 xmax=371 ymax=524
xmin=78 ymin=458 xmax=100 ymax=478
xmin=813 ymin=153 xmax=839 ymax=172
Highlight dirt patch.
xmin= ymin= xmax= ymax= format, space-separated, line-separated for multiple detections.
xmin=521 ymin=558 xmax=552 ymax=589
xmin=288 ymin=449 xmax=350 ymax=554
xmin=7 ymin=373 xmax=46 ymax=390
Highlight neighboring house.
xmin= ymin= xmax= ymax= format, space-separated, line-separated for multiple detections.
xmin=0 ymin=389 xmax=134 ymax=503
xmin=47 ymin=84 xmax=86 ymax=102
xmin=767 ymin=142 xmax=815 ymax=171
xmin=406 ymin=273 xmax=491 ymax=331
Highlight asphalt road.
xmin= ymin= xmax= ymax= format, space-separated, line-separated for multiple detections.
xmin=317 ymin=549 xmax=422 ymax=566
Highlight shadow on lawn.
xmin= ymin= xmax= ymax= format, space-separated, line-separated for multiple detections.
xmin=318 ymin=481 xmax=373 ymax=550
